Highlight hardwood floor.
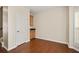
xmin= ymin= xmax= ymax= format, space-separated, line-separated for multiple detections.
xmin=9 ymin=38 xmax=78 ymax=53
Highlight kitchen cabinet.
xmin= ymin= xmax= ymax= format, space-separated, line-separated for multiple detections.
xmin=30 ymin=15 xmax=36 ymax=39
xmin=30 ymin=15 xmax=33 ymax=27
xmin=30 ymin=29 xmax=35 ymax=39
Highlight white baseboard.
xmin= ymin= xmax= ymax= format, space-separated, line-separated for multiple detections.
xmin=25 ymin=39 xmax=30 ymax=43
xmin=68 ymin=45 xmax=79 ymax=52
xmin=73 ymin=48 xmax=79 ymax=52
xmin=36 ymin=37 xmax=79 ymax=52
xmin=2 ymin=40 xmax=30 ymax=51
xmin=1 ymin=41 xmax=17 ymax=51
xmin=9 ymin=39 xmax=30 ymax=51
xmin=8 ymin=41 xmax=29 ymax=51
xmin=8 ymin=45 xmax=17 ymax=51
xmin=2 ymin=42 xmax=15 ymax=51
xmin=2 ymin=43 xmax=8 ymax=51
xmin=36 ymin=37 xmax=67 ymax=45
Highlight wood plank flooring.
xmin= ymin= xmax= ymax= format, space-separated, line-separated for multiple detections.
xmin=9 ymin=38 xmax=78 ymax=53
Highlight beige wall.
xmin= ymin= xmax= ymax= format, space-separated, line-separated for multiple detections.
xmin=34 ymin=7 xmax=69 ymax=44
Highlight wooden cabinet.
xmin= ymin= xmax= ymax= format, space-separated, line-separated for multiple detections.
xmin=30 ymin=15 xmax=36 ymax=39
xmin=30 ymin=29 xmax=35 ymax=39
xmin=30 ymin=15 xmax=33 ymax=26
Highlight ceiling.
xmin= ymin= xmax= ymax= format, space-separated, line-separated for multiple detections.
xmin=26 ymin=6 xmax=53 ymax=15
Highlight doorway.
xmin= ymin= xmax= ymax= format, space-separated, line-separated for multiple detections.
xmin=15 ymin=12 xmax=27 ymax=46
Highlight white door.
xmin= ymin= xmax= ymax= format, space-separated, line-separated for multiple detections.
xmin=74 ymin=12 xmax=79 ymax=48
xmin=16 ymin=13 xmax=27 ymax=46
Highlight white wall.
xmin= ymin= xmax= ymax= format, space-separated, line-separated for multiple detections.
xmin=34 ymin=7 xmax=69 ymax=44
xmin=8 ymin=6 xmax=30 ymax=50
xmin=69 ymin=7 xmax=79 ymax=51
xmin=75 ymin=12 xmax=79 ymax=44
xmin=73 ymin=7 xmax=79 ymax=50
xmin=74 ymin=7 xmax=79 ymax=45
xmin=69 ymin=7 xmax=74 ymax=48
xmin=3 ymin=7 xmax=8 ymax=49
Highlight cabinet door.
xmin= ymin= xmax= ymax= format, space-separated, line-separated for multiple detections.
xmin=30 ymin=15 xmax=33 ymax=26
xmin=30 ymin=30 xmax=35 ymax=39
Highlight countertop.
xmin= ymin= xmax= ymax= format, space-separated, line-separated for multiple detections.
xmin=30 ymin=27 xmax=36 ymax=30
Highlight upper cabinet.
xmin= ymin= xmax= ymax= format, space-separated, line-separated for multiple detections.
xmin=30 ymin=15 xmax=33 ymax=27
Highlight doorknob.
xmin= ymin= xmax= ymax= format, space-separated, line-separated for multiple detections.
xmin=17 ymin=30 xmax=20 ymax=32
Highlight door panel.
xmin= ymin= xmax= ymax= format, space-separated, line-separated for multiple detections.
xmin=74 ymin=12 xmax=79 ymax=49
xmin=16 ymin=13 xmax=27 ymax=46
